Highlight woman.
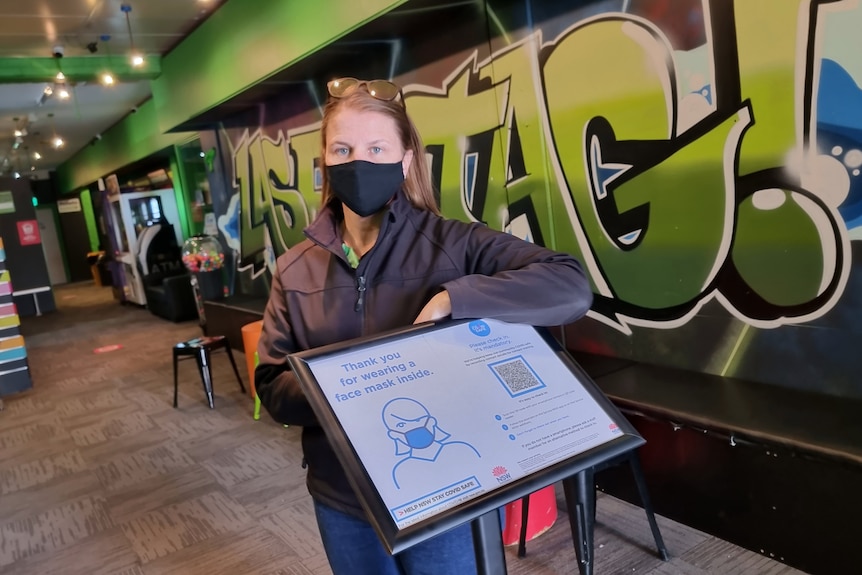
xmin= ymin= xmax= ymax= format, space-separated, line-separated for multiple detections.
xmin=256 ymin=77 xmax=594 ymax=575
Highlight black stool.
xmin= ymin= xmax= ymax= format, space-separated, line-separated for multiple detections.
xmin=173 ymin=335 xmax=245 ymax=409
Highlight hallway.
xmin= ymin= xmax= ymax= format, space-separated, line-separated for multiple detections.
xmin=0 ymin=282 xmax=804 ymax=574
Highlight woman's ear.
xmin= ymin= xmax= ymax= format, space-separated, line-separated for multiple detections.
xmin=401 ymin=149 xmax=414 ymax=177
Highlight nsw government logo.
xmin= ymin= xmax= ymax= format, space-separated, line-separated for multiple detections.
xmin=491 ymin=465 xmax=511 ymax=483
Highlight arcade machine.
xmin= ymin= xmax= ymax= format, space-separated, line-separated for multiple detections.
xmin=104 ymin=184 xmax=183 ymax=306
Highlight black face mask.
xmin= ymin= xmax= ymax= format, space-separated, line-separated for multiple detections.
xmin=327 ymin=160 xmax=404 ymax=217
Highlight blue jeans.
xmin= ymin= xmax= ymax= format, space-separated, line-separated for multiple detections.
xmin=313 ymin=499 xmax=478 ymax=575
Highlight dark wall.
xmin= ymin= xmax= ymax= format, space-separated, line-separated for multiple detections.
xmin=31 ymin=177 xmax=58 ymax=205
xmin=0 ymin=177 xmax=55 ymax=315
xmin=59 ymin=189 xmax=97 ymax=284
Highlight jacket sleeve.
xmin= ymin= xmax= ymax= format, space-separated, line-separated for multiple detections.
xmin=442 ymin=222 xmax=593 ymax=326
xmin=254 ymin=265 xmax=319 ymax=427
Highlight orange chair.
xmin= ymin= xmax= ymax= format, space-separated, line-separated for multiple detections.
xmin=241 ymin=320 xmax=263 ymax=393
xmin=242 ymin=322 xmax=287 ymax=427
xmin=241 ymin=320 xmax=264 ymax=419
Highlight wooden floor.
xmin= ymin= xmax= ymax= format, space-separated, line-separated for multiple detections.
xmin=0 ymin=282 xmax=808 ymax=575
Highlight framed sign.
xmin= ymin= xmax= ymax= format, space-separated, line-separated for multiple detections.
xmin=288 ymin=318 xmax=643 ymax=553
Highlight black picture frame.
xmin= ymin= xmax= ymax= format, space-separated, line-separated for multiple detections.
xmin=288 ymin=318 xmax=643 ymax=554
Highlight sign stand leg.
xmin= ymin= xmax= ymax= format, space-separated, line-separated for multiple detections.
xmin=563 ymin=468 xmax=596 ymax=575
xmin=471 ymin=509 xmax=507 ymax=575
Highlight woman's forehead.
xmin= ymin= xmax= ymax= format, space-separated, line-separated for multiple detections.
xmin=326 ymin=107 xmax=400 ymax=142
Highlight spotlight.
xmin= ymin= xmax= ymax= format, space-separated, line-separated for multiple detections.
xmin=131 ymin=53 xmax=144 ymax=67
xmin=53 ymin=137 xmax=64 ymax=148
xmin=52 ymin=45 xmax=64 ymax=58
xmin=58 ymin=88 xmax=70 ymax=100
xmin=101 ymin=73 xmax=115 ymax=86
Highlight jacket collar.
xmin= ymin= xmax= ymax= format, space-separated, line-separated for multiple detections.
xmin=304 ymin=191 xmax=413 ymax=252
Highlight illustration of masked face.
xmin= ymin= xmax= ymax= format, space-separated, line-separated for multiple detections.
xmin=397 ymin=416 xmax=435 ymax=449
xmin=383 ymin=398 xmax=451 ymax=456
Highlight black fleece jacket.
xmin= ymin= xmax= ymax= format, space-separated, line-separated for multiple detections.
xmin=255 ymin=191 xmax=593 ymax=517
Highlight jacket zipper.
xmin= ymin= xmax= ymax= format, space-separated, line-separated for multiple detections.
xmin=355 ymin=275 xmax=366 ymax=313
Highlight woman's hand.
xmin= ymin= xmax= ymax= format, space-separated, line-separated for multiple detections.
xmin=413 ymin=290 xmax=452 ymax=324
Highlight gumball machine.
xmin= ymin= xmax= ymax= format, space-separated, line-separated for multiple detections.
xmin=181 ymin=235 xmax=225 ymax=301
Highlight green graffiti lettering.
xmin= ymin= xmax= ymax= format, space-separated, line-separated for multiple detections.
xmin=476 ymin=37 xmax=580 ymax=254
xmin=235 ymin=132 xmax=265 ymax=266
xmin=408 ymin=63 xmax=508 ymax=226
xmin=732 ymin=0 xmax=809 ymax=177
xmin=543 ymin=18 xmax=737 ymax=309
xmin=236 ymin=129 xmax=314 ymax=270
xmin=716 ymin=0 xmax=849 ymax=314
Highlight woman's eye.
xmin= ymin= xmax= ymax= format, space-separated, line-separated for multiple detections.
xmin=370 ymin=146 xmax=382 ymax=154
xmin=334 ymin=147 xmax=349 ymax=156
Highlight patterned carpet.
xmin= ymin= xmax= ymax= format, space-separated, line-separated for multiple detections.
xmin=0 ymin=282 xmax=806 ymax=574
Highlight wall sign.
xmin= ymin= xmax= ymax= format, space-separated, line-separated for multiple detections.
xmin=0 ymin=191 xmax=14 ymax=214
xmin=57 ymin=198 xmax=82 ymax=213
xmin=17 ymin=220 xmax=41 ymax=246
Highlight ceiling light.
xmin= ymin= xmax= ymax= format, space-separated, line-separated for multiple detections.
xmin=99 ymin=34 xmax=117 ymax=87
xmin=33 ymin=152 xmax=42 ymax=160
xmin=121 ymin=4 xmax=144 ymax=68
xmin=58 ymin=88 xmax=70 ymax=99
xmin=14 ymin=129 xmax=23 ymax=137
xmin=56 ymin=71 xmax=65 ymax=81
xmin=48 ymin=113 xmax=63 ymax=149
xmin=43 ymin=85 xmax=53 ymax=96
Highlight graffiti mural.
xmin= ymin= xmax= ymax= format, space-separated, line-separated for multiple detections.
xmin=213 ymin=0 xmax=862 ymax=393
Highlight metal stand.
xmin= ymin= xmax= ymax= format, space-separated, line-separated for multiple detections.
xmin=563 ymin=468 xmax=597 ymax=575
xmin=472 ymin=509 xmax=508 ymax=575
xmin=559 ymin=451 xmax=669 ymax=575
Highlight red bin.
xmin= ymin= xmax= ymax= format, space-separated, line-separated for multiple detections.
xmin=501 ymin=485 xmax=558 ymax=546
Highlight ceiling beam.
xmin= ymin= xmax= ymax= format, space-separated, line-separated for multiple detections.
xmin=0 ymin=57 xmax=161 ymax=83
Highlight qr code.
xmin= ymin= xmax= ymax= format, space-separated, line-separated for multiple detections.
xmin=492 ymin=358 xmax=543 ymax=395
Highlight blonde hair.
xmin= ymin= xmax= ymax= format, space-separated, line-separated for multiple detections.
xmin=319 ymin=87 xmax=440 ymax=215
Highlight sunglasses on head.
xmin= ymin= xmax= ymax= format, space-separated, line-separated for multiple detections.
xmin=327 ymin=77 xmax=404 ymax=105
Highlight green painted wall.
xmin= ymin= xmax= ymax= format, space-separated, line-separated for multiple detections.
xmin=79 ymin=188 xmax=99 ymax=252
xmin=151 ymin=0 xmax=407 ymax=134
xmin=169 ymin=148 xmax=193 ymax=240
xmin=55 ymin=98 xmax=191 ymax=193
